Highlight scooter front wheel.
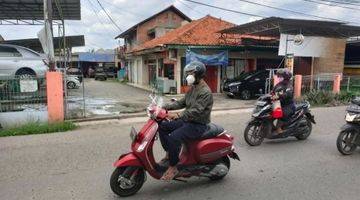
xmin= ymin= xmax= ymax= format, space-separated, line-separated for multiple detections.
xmin=337 ymin=130 xmax=358 ymax=155
xmin=244 ymin=123 xmax=264 ymax=146
xmin=110 ymin=167 xmax=146 ymax=197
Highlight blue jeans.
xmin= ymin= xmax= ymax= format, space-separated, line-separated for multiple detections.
xmin=159 ymin=119 xmax=207 ymax=166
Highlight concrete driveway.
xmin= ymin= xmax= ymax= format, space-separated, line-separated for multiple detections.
xmin=1 ymin=106 xmax=360 ymax=200
xmin=67 ymin=79 xmax=255 ymax=118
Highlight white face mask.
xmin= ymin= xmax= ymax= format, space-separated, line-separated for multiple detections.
xmin=186 ymin=75 xmax=195 ymax=85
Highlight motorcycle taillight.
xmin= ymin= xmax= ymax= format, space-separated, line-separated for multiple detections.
xmin=272 ymin=108 xmax=283 ymax=119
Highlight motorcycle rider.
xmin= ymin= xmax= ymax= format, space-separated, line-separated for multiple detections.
xmin=159 ymin=61 xmax=213 ymax=181
xmin=272 ymin=68 xmax=295 ymax=134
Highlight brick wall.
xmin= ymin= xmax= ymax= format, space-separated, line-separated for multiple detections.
xmin=313 ymin=38 xmax=346 ymax=74
xmin=136 ymin=10 xmax=186 ymax=45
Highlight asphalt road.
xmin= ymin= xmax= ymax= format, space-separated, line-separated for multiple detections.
xmin=1 ymin=106 xmax=360 ymax=200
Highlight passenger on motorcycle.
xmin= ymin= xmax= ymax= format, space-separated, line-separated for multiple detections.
xmin=159 ymin=61 xmax=213 ymax=181
xmin=272 ymin=68 xmax=295 ymax=134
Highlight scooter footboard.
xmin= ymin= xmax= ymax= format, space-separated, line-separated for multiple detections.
xmin=113 ymin=153 xmax=143 ymax=167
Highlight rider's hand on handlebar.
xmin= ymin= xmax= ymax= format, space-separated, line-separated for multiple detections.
xmin=271 ymin=94 xmax=279 ymax=101
xmin=167 ymin=112 xmax=180 ymax=120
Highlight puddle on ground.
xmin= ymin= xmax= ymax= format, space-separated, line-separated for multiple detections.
xmin=66 ymin=97 xmax=146 ymax=119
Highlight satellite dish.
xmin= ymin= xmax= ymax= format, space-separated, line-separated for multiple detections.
xmin=294 ymin=34 xmax=304 ymax=46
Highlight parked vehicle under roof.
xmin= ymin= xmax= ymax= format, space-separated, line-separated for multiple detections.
xmin=0 ymin=44 xmax=48 ymax=78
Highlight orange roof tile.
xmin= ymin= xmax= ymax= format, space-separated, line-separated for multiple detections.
xmin=131 ymin=15 xmax=236 ymax=52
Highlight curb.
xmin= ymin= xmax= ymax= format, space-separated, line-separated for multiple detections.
xmin=69 ymin=106 xmax=254 ymax=123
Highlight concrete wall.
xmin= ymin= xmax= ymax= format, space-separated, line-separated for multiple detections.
xmin=0 ymin=111 xmax=48 ymax=129
xmin=313 ymin=38 xmax=346 ymax=75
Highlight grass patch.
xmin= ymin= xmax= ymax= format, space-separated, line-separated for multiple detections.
xmin=0 ymin=121 xmax=77 ymax=137
xmin=301 ymin=90 xmax=360 ymax=107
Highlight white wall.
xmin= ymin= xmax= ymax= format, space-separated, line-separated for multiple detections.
xmin=278 ymin=34 xmax=346 ymax=57
xmin=0 ymin=111 xmax=48 ymax=128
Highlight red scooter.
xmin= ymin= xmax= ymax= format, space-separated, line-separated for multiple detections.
xmin=110 ymin=95 xmax=240 ymax=197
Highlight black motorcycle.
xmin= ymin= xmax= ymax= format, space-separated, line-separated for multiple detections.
xmin=336 ymin=98 xmax=360 ymax=155
xmin=244 ymin=94 xmax=316 ymax=146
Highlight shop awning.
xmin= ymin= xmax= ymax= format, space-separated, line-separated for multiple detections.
xmin=78 ymin=52 xmax=115 ymax=63
xmin=186 ymin=50 xmax=228 ymax=66
xmin=0 ymin=0 xmax=81 ymax=21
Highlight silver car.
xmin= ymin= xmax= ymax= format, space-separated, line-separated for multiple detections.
xmin=0 ymin=44 xmax=48 ymax=78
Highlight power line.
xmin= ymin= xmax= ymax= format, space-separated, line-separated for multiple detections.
xmin=95 ymin=0 xmax=123 ymax=32
xmin=101 ymin=0 xmax=148 ymax=18
xmin=235 ymin=0 xmax=349 ymax=22
xmin=178 ymin=0 xmax=209 ymax=16
xmin=65 ymin=25 xmax=104 ymax=49
xmin=183 ymin=0 xmax=266 ymax=18
xmin=302 ymin=0 xmax=360 ymax=10
xmin=316 ymin=0 xmax=360 ymax=6
xmin=86 ymin=0 xmax=106 ymax=26
xmin=85 ymin=0 xmax=120 ymax=35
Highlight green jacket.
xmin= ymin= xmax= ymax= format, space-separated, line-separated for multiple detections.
xmin=164 ymin=81 xmax=213 ymax=124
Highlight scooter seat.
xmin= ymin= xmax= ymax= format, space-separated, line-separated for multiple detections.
xmin=200 ymin=123 xmax=225 ymax=139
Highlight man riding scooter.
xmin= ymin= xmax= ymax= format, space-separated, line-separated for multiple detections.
xmin=159 ymin=61 xmax=213 ymax=181
xmin=272 ymin=68 xmax=295 ymax=134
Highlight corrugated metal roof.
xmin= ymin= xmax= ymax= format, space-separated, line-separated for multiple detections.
xmin=0 ymin=0 xmax=81 ymax=20
xmin=221 ymin=17 xmax=360 ymax=38
xmin=0 ymin=35 xmax=85 ymax=52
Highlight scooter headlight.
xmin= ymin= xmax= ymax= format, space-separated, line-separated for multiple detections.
xmin=137 ymin=141 xmax=148 ymax=152
xmin=345 ymin=113 xmax=357 ymax=122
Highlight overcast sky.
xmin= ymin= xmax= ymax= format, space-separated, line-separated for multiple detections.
xmin=1 ymin=0 xmax=359 ymax=52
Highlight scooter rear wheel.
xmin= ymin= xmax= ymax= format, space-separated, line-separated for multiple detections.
xmin=209 ymin=156 xmax=230 ymax=181
xmin=295 ymin=118 xmax=312 ymax=140
xmin=110 ymin=167 xmax=146 ymax=197
xmin=244 ymin=123 xmax=264 ymax=146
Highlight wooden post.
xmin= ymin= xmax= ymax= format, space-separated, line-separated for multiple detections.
xmin=333 ymin=74 xmax=341 ymax=94
xmin=294 ymin=75 xmax=302 ymax=99
xmin=46 ymin=72 xmax=64 ymax=123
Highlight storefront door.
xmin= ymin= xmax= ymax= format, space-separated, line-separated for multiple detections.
xmin=204 ymin=66 xmax=218 ymax=93
xmin=148 ymin=64 xmax=156 ymax=87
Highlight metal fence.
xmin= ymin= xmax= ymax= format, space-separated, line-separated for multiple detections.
xmin=340 ymin=76 xmax=360 ymax=94
xmin=64 ymin=74 xmax=86 ymax=119
xmin=301 ymin=74 xmax=336 ymax=94
xmin=0 ymin=76 xmax=47 ymax=112
xmin=301 ymin=74 xmax=360 ymax=95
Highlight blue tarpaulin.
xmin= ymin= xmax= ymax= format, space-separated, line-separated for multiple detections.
xmin=186 ymin=50 xmax=228 ymax=66
xmin=78 ymin=52 xmax=114 ymax=62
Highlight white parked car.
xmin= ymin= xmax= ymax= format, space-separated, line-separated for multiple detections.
xmin=0 ymin=44 xmax=48 ymax=78
xmin=66 ymin=75 xmax=81 ymax=89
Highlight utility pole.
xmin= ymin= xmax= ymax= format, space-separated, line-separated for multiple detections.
xmin=44 ymin=0 xmax=56 ymax=71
